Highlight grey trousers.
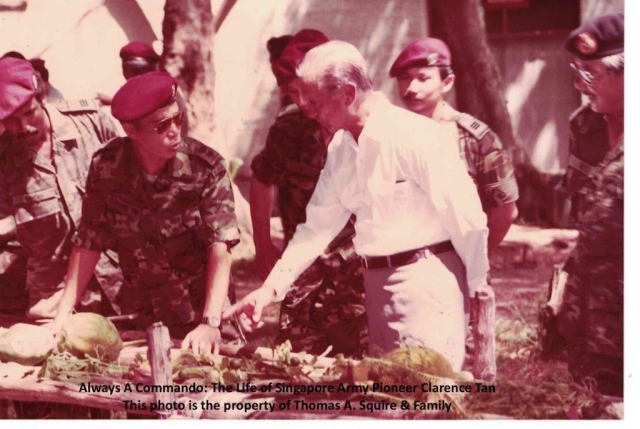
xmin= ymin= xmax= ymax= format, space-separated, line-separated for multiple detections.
xmin=362 ymin=249 xmax=469 ymax=370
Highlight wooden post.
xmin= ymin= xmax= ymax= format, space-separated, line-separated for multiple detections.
xmin=538 ymin=265 xmax=568 ymax=358
xmin=146 ymin=322 xmax=174 ymax=419
xmin=473 ymin=287 xmax=497 ymax=381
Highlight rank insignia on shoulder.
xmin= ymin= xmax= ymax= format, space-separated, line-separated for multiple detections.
xmin=56 ymin=99 xmax=100 ymax=113
xmin=457 ymin=113 xmax=490 ymax=140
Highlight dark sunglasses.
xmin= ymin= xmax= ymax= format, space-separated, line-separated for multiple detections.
xmin=154 ymin=111 xmax=185 ymax=134
xmin=569 ymin=63 xmax=595 ymax=86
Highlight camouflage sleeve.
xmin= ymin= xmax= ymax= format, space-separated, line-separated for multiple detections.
xmin=95 ymin=109 xmax=120 ymax=144
xmin=577 ymin=160 xmax=623 ymax=259
xmin=475 ymin=131 xmax=519 ymax=207
xmin=72 ymin=159 xmax=114 ymax=251
xmin=250 ymin=124 xmax=287 ymax=186
xmin=199 ymin=159 xmax=241 ymax=249
xmin=0 ymin=168 xmax=10 ymax=219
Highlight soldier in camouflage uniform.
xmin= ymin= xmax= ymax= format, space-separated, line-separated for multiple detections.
xmin=390 ymin=38 xmax=519 ymax=251
xmin=557 ymin=13 xmax=624 ymax=396
xmin=52 ymin=72 xmax=242 ymax=355
xmin=0 ymin=58 xmax=122 ymax=319
xmin=251 ymin=29 xmax=367 ymax=357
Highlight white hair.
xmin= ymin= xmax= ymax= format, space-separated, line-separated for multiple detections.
xmin=297 ymin=40 xmax=373 ymax=94
xmin=602 ymin=52 xmax=624 ymax=75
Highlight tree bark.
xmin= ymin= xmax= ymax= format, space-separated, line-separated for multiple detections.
xmin=162 ymin=0 xmax=216 ymax=145
xmin=429 ymin=0 xmax=517 ymax=151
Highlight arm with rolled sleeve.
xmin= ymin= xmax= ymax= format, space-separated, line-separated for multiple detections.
xmin=263 ymin=158 xmax=352 ymax=301
xmin=400 ymin=125 xmax=489 ymax=296
xmin=198 ymin=160 xmax=240 ymax=321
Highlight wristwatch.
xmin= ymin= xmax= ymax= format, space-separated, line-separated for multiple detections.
xmin=201 ymin=316 xmax=221 ymax=329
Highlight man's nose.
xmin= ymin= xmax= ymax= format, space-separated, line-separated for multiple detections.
xmin=406 ymin=79 xmax=422 ymax=94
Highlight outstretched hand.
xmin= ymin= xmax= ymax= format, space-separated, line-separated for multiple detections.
xmin=222 ymin=285 xmax=276 ymax=332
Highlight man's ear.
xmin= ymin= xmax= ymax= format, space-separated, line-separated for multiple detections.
xmin=343 ymin=83 xmax=357 ymax=106
xmin=121 ymin=122 xmax=137 ymax=138
xmin=442 ymin=74 xmax=456 ymax=94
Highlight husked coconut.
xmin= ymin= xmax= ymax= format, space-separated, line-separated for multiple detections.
xmin=57 ymin=313 xmax=123 ymax=361
xmin=0 ymin=323 xmax=55 ymax=366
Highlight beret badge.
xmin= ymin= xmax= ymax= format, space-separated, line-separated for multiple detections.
xmin=427 ymin=53 xmax=439 ymax=66
xmin=576 ymin=32 xmax=598 ymax=56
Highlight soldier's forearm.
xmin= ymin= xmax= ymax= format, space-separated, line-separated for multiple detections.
xmin=249 ymin=176 xmax=276 ymax=248
xmin=487 ymin=202 xmax=518 ymax=251
xmin=55 ymin=246 xmax=102 ymax=318
xmin=202 ymin=243 xmax=232 ymax=319
xmin=0 ymin=216 xmax=17 ymax=241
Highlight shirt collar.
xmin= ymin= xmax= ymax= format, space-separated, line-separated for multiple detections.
xmin=117 ymin=138 xmax=192 ymax=179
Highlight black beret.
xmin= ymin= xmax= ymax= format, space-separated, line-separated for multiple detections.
xmin=565 ymin=13 xmax=624 ymax=60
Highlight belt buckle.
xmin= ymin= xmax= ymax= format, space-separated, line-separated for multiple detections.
xmin=385 ymin=255 xmax=392 ymax=268
xmin=362 ymin=257 xmax=369 ymax=270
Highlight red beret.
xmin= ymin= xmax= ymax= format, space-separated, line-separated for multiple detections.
xmin=273 ymin=29 xmax=329 ymax=87
xmin=0 ymin=58 xmax=39 ymax=121
xmin=389 ymin=38 xmax=452 ymax=78
xmin=119 ymin=42 xmax=160 ymax=62
xmin=111 ymin=71 xmax=178 ymax=122
xmin=565 ymin=13 xmax=624 ymax=60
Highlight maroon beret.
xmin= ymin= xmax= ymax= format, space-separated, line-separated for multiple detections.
xmin=565 ymin=13 xmax=624 ymax=60
xmin=0 ymin=58 xmax=39 ymax=121
xmin=119 ymin=41 xmax=160 ymax=62
xmin=389 ymin=38 xmax=452 ymax=78
xmin=273 ymin=29 xmax=329 ymax=87
xmin=111 ymin=71 xmax=178 ymax=122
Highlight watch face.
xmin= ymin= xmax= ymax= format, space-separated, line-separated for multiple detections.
xmin=203 ymin=316 xmax=221 ymax=328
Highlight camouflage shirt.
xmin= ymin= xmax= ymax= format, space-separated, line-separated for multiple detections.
xmin=0 ymin=100 xmax=122 ymax=315
xmin=564 ymin=104 xmax=610 ymax=219
xmin=73 ymin=136 xmax=240 ymax=328
xmin=251 ymin=105 xmax=366 ymax=357
xmin=559 ymin=143 xmax=623 ymax=358
xmin=440 ymin=102 xmax=519 ymax=210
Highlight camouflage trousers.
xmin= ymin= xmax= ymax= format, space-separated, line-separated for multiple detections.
xmin=277 ymin=242 xmax=368 ymax=358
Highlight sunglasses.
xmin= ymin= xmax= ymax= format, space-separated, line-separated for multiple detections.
xmin=569 ymin=63 xmax=597 ymax=86
xmin=154 ymin=111 xmax=185 ymax=134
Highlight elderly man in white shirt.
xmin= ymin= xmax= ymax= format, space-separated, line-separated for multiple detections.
xmin=224 ymin=41 xmax=489 ymax=370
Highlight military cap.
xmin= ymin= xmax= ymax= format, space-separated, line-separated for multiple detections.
xmin=119 ymin=41 xmax=160 ymax=62
xmin=565 ymin=13 xmax=624 ymax=60
xmin=111 ymin=71 xmax=177 ymax=122
xmin=0 ymin=58 xmax=39 ymax=121
xmin=273 ymin=29 xmax=329 ymax=87
xmin=389 ymin=38 xmax=451 ymax=78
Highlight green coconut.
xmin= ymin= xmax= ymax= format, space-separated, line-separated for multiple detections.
xmin=57 ymin=313 xmax=123 ymax=361
xmin=0 ymin=323 xmax=55 ymax=366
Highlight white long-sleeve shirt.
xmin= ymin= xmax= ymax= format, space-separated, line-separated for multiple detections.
xmin=264 ymin=93 xmax=489 ymax=298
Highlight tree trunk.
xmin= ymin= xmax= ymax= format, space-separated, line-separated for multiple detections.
xmin=161 ymin=0 xmax=254 ymax=253
xmin=430 ymin=0 xmax=517 ymax=152
xmin=161 ymin=0 xmax=216 ymax=145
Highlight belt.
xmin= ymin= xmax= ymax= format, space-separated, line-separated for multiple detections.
xmin=360 ymin=241 xmax=454 ymax=270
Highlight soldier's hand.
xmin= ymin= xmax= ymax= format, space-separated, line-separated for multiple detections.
xmin=255 ymin=241 xmax=282 ymax=280
xmin=47 ymin=312 xmax=70 ymax=339
xmin=182 ymin=324 xmax=222 ymax=358
xmin=222 ymin=285 xmax=276 ymax=332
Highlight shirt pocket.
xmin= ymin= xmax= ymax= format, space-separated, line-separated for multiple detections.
xmin=156 ymin=206 xmax=206 ymax=273
xmin=12 ymin=187 xmax=64 ymax=253
xmin=391 ymin=180 xmax=411 ymax=211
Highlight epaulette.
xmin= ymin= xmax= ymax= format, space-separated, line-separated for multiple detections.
xmin=568 ymin=103 xmax=591 ymax=123
xmin=56 ymin=99 xmax=100 ymax=114
xmin=185 ymin=137 xmax=225 ymax=167
xmin=456 ymin=113 xmax=490 ymax=140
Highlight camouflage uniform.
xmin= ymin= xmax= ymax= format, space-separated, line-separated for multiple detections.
xmin=0 ymin=244 xmax=28 ymax=315
xmin=564 ymin=105 xmax=611 ymax=220
xmin=0 ymin=100 xmax=123 ymax=318
xmin=441 ymin=102 xmax=519 ymax=210
xmin=251 ymin=105 xmax=367 ymax=357
xmin=73 ymin=136 xmax=242 ymax=339
xmin=558 ymin=141 xmax=623 ymax=397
